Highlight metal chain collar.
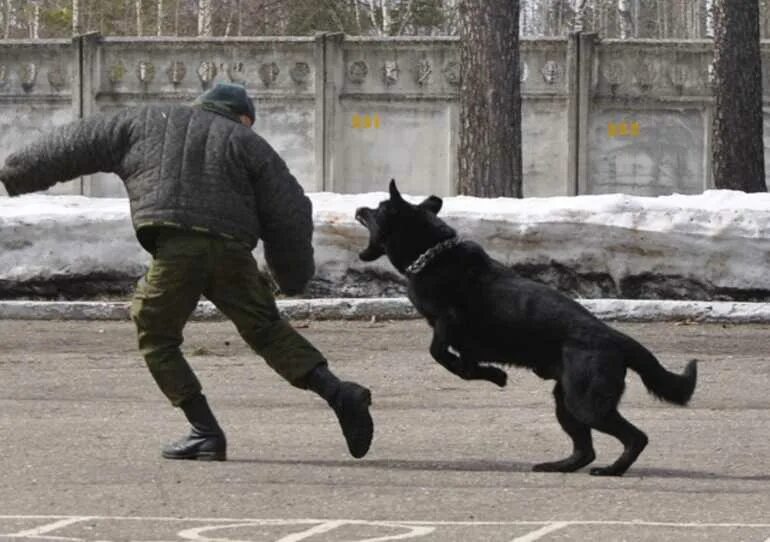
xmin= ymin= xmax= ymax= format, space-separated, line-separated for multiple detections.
xmin=404 ymin=236 xmax=460 ymax=276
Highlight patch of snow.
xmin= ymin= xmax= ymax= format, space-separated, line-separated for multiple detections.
xmin=1 ymin=190 xmax=769 ymax=299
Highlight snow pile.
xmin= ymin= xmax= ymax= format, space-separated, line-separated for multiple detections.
xmin=1 ymin=190 xmax=769 ymax=300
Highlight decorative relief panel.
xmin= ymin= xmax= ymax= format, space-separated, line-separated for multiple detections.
xmin=414 ymin=59 xmax=431 ymax=86
xmin=108 ymin=61 xmax=126 ymax=86
xmin=167 ymin=61 xmax=186 ymax=85
xmin=259 ymin=62 xmax=279 ymax=87
xmin=0 ymin=65 xmax=8 ymax=90
xmin=598 ymin=53 xmax=715 ymax=95
xmin=443 ymin=61 xmax=460 ymax=86
xmin=634 ymin=59 xmax=657 ymax=91
xmin=383 ymin=60 xmax=399 ymax=86
xmin=197 ymin=61 xmax=218 ymax=87
xmin=541 ymin=60 xmax=561 ymax=85
xmin=290 ymin=62 xmax=310 ymax=86
xmin=98 ymin=58 xmax=316 ymax=90
xmin=47 ymin=67 xmax=66 ymax=91
xmin=348 ymin=61 xmax=368 ymax=84
xmin=227 ymin=62 xmax=246 ymax=85
xmin=668 ymin=63 xmax=696 ymax=92
xmin=20 ymin=63 xmax=38 ymax=92
xmin=136 ymin=61 xmax=155 ymax=85
xmin=603 ymin=59 xmax=626 ymax=92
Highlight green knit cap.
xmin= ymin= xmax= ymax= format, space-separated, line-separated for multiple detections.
xmin=192 ymin=83 xmax=255 ymax=124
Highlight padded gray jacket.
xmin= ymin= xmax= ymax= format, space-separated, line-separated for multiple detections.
xmin=0 ymin=104 xmax=314 ymax=295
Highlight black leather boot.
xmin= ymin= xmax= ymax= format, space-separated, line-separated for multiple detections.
xmin=162 ymin=393 xmax=227 ymax=461
xmin=305 ymin=365 xmax=373 ymax=459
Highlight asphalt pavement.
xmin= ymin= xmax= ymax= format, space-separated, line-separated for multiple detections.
xmin=1 ymin=319 xmax=769 ymax=541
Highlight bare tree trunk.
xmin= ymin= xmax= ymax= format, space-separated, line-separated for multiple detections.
xmin=2 ymin=0 xmax=11 ymax=39
xmin=381 ymin=0 xmax=391 ymax=34
xmin=617 ymin=0 xmax=633 ymax=38
xmin=712 ymin=0 xmax=767 ymax=192
xmin=458 ymin=0 xmax=523 ymax=197
xmin=236 ymin=0 xmax=242 ymax=36
xmin=198 ymin=0 xmax=212 ymax=36
xmin=29 ymin=0 xmax=40 ymax=39
xmin=157 ymin=0 xmax=163 ymax=36
xmin=352 ymin=0 xmax=361 ymax=33
xmin=705 ymin=0 xmax=715 ymax=37
xmin=367 ymin=0 xmax=381 ymax=35
xmin=174 ymin=0 xmax=180 ymax=35
xmin=573 ymin=0 xmax=588 ymax=31
xmin=136 ymin=0 xmax=143 ymax=36
xmin=72 ymin=0 xmax=81 ymax=35
xmin=397 ymin=0 xmax=415 ymax=35
xmin=224 ymin=0 xmax=232 ymax=36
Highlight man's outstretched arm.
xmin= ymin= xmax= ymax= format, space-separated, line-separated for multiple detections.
xmin=0 ymin=110 xmax=132 ymax=196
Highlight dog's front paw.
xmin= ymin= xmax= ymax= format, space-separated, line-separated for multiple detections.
xmin=484 ymin=366 xmax=507 ymax=388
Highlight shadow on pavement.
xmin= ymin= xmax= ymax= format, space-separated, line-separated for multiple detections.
xmin=227 ymin=458 xmax=770 ymax=481
xmin=227 ymin=457 xmax=532 ymax=472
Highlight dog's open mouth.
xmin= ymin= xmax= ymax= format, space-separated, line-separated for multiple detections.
xmin=355 ymin=208 xmax=371 ymax=228
xmin=354 ymin=207 xmax=384 ymax=261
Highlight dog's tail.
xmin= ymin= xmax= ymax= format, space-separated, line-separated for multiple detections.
xmin=623 ymin=337 xmax=697 ymax=406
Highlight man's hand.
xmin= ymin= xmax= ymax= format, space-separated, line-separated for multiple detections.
xmin=0 ymin=167 xmax=22 ymax=197
xmin=279 ymin=286 xmax=305 ymax=297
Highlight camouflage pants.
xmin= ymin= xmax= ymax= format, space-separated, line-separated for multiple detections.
xmin=130 ymin=228 xmax=325 ymax=406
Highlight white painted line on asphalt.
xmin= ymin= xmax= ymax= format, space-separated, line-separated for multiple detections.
xmin=177 ymin=519 xmax=436 ymax=542
xmin=177 ymin=520 xmax=350 ymax=542
xmin=274 ymin=521 xmax=349 ymax=542
xmin=7 ymin=516 xmax=91 ymax=538
xmin=2 ymin=516 xmax=770 ymax=541
xmin=511 ymin=521 xmax=570 ymax=542
xmin=177 ymin=521 xmax=262 ymax=540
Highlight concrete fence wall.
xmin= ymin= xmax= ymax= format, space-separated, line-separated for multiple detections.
xmin=1 ymin=33 xmax=769 ymax=198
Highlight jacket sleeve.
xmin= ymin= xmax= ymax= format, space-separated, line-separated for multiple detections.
xmin=0 ymin=109 xmax=132 ymax=196
xmin=249 ymin=137 xmax=315 ymax=296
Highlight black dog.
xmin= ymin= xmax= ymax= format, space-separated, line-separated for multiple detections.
xmin=355 ymin=180 xmax=697 ymax=476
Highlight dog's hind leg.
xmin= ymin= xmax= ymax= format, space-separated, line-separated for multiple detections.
xmin=533 ymin=383 xmax=595 ymax=472
xmin=558 ymin=346 xmax=646 ymax=476
xmin=587 ymin=410 xmax=648 ymax=476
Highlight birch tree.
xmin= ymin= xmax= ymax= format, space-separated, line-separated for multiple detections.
xmin=157 ymin=0 xmax=163 ymax=35
xmin=72 ymin=0 xmax=80 ymax=34
xmin=366 ymin=0 xmax=380 ymax=34
xmin=352 ymin=0 xmax=362 ymax=33
xmin=381 ymin=0 xmax=391 ymax=33
xmin=27 ymin=0 xmax=40 ymax=39
xmin=2 ymin=0 xmax=10 ymax=38
xmin=135 ymin=0 xmax=143 ymax=36
xmin=198 ymin=0 xmax=212 ymax=36
xmin=617 ymin=0 xmax=633 ymax=38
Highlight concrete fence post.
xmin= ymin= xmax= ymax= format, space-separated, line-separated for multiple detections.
xmin=567 ymin=32 xmax=598 ymax=196
xmin=566 ymin=32 xmax=580 ymax=196
xmin=577 ymin=33 xmax=598 ymax=196
xmin=314 ymin=32 xmax=345 ymax=192
xmin=72 ymin=31 xmax=101 ymax=196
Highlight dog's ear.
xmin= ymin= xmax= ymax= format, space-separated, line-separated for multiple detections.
xmin=418 ymin=195 xmax=442 ymax=215
xmin=389 ymin=179 xmax=405 ymax=204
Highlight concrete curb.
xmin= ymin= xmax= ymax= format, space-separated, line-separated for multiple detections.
xmin=0 ymin=298 xmax=769 ymax=323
